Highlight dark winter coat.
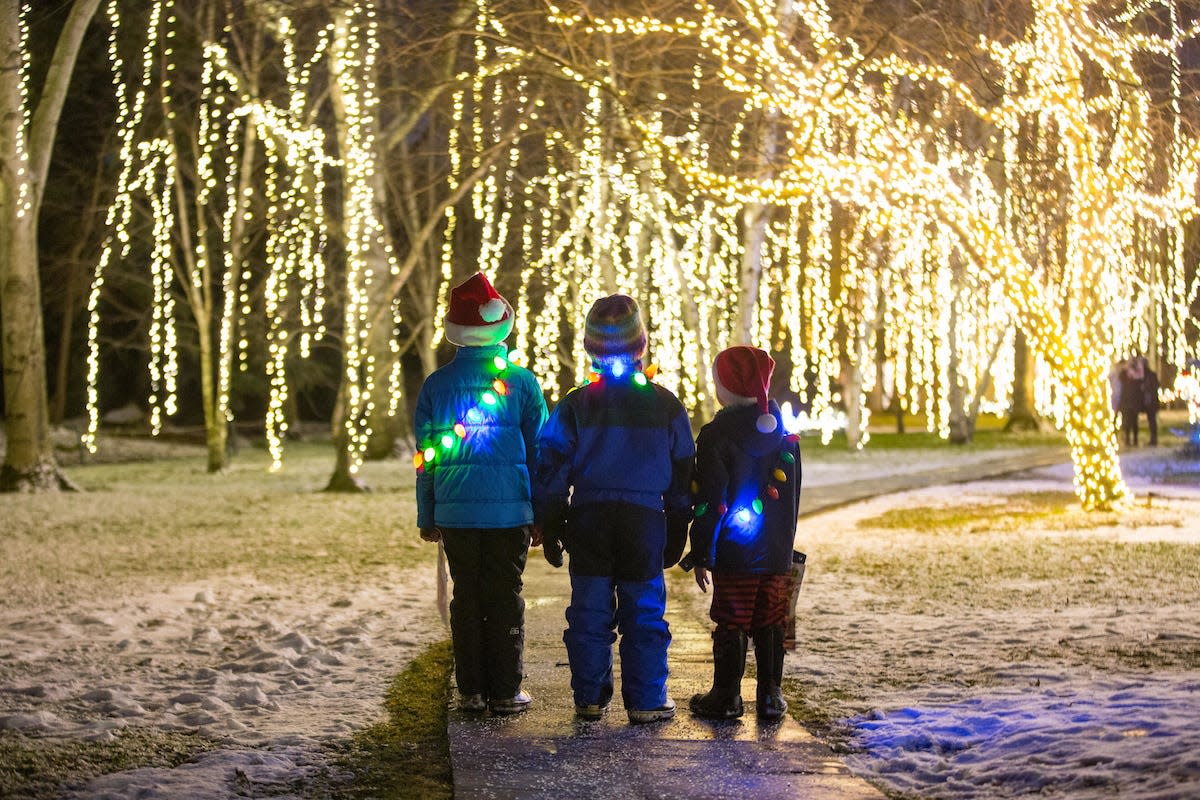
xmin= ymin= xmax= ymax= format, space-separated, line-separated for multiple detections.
xmin=1143 ymin=369 xmax=1160 ymax=412
xmin=533 ymin=373 xmax=695 ymax=578
xmin=688 ymin=401 xmax=801 ymax=574
xmin=414 ymin=345 xmax=548 ymax=530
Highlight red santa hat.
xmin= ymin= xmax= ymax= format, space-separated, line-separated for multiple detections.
xmin=444 ymin=272 xmax=514 ymax=347
xmin=713 ymin=346 xmax=778 ymax=433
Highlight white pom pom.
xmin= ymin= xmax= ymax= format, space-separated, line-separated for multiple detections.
xmin=479 ymin=298 xmax=507 ymax=323
xmin=756 ymin=413 xmax=778 ymax=433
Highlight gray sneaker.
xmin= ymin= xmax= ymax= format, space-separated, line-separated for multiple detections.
xmin=458 ymin=693 xmax=487 ymax=712
xmin=575 ymin=702 xmax=611 ymax=721
xmin=627 ymin=697 xmax=676 ymax=724
xmin=490 ymin=690 xmax=532 ymax=715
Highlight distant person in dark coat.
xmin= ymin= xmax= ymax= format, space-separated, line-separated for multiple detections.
xmin=1143 ymin=365 xmax=1160 ymax=446
xmin=1120 ymin=356 xmax=1145 ymax=447
xmin=686 ymin=346 xmax=802 ymax=722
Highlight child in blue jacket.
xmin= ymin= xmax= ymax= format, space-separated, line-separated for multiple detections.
xmin=686 ymin=346 xmax=801 ymax=720
xmin=415 ymin=272 xmax=547 ymax=715
xmin=534 ymin=295 xmax=695 ymax=724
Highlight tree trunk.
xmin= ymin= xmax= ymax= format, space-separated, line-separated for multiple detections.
xmin=326 ymin=6 xmax=394 ymax=488
xmin=0 ymin=0 xmax=98 ymax=491
xmin=51 ymin=258 xmax=80 ymax=424
xmin=1004 ymin=328 xmax=1042 ymax=431
xmin=736 ymin=202 xmax=768 ymax=344
xmin=947 ymin=283 xmax=971 ymax=444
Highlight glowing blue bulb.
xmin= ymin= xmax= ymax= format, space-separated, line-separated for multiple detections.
xmin=736 ymin=509 xmax=751 ymax=523
xmin=482 ymin=391 xmax=497 ymax=406
xmin=611 ymin=361 xmax=626 ymax=378
xmin=466 ymin=407 xmax=484 ymax=423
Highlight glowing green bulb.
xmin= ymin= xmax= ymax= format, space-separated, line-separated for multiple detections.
xmin=441 ymin=434 xmax=454 ymax=448
xmin=633 ymin=372 xmax=647 ymax=386
xmin=752 ymin=498 xmax=764 ymax=514
xmin=423 ymin=447 xmax=436 ymax=462
xmin=493 ymin=355 xmax=507 ymax=371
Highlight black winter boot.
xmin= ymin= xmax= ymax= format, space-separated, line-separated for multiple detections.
xmin=753 ymin=625 xmax=788 ymax=721
xmin=689 ymin=629 xmax=746 ymax=719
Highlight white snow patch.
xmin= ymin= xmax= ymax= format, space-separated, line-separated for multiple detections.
xmin=0 ymin=568 xmax=439 ymax=795
xmin=65 ymin=747 xmax=339 ymax=800
xmin=847 ymin=674 xmax=1200 ymax=799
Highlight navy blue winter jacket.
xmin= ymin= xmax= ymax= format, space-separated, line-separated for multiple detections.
xmin=414 ymin=345 xmax=548 ymax=530
xmin=688 ymin=401 xmax=801 ymax=574
xmin=533 ymin=375 xmax=695 ymax=520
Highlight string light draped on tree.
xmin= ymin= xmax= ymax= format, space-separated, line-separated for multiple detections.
xmin=85 ymin=3 xmax=333 ymax=470
xmin=532 ymin=0 xmax=1200 ymax=510
xmin=328 ymin=2 xmax=401 ymax=476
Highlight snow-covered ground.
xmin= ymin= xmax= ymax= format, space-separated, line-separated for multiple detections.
xmin=0 ymin=572 xmax=437 ymax=798
xmin=0 ymin=441 xmax=443 ymax=798
xmin=788 ymin=446 xmax=1200 ymax=799
xmin=3 ymin=431 xmax=1198 ymax=798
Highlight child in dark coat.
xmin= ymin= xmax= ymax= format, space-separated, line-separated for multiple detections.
xmin=534 ymin=295 xmax=695 ymax=723
xmin=686 ymin=346 xmax=801 ymax=720
xmin=415 ymin=272 xmax=548 ymax=715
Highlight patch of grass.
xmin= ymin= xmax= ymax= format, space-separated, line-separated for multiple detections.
xmin=808 ymin=426 xmax=1068 ymax=453
xmin=857 ymin=490 xmax=1183 ymax=534
xmin=783 ymin=678 xmax=857 ymax=744
xmin=338 ymin=639 xmax=454 ymax=799
xmin=825 ymin=537 xmax=1200 ymax=612
xmin=0 ymin=729 xmax=212 ymax=800
xmin=0 ymin=443 xmax=432 ymax=608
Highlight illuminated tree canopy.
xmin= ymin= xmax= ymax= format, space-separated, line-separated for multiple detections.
xmin=27 ymin=0 xmax=1197 ymax=510
xmin=522 ymin=0 xmax=1200 ymax=509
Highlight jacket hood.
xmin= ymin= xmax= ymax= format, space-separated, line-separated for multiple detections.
xmin=713 ymin=399 xmax=784 ymax=457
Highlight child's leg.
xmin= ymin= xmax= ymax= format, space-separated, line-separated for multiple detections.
xmin=564 ymin=574 xmax=617 ymax=708
xmin=440 ymin=529 xmax=486 ymax=698
xmin=690 ymin=573 xmax=754 ymax=718
xmin=478 ymin=527 xmax=530 ymax=701
xmin=750 ymin=574 xmax=792 ymax=720
xmin=614 ymin=575 xmax=671 ymax=712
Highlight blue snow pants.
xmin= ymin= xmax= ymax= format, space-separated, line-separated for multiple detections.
xmin=564 ymin=575 xmax=670 ymax=711
xmin=561 ymin=501 xmax=672 ymax=711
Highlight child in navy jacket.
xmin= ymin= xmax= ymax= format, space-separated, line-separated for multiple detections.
xmin=686 ymin=346 xmax=801 ymax=720
xmin=534 ymin=295 xmax=695 ymax=723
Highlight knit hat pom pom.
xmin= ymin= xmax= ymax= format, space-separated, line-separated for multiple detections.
xmin=756 ymin=413 xmax=778 ymax=433
xmin=479 ymin=298 xmax=507 ymax=323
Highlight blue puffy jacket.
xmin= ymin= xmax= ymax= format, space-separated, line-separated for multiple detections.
xmin=414 ymin=345 xmax=548 ymax=530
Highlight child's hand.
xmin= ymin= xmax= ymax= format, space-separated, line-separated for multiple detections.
xmin=694 ymin=565 xmax=710 ymax=593
xmin=419 ymin=527 xmax=442 ymax=543
xmin=529 ymin=523 xmax=543 ymax=548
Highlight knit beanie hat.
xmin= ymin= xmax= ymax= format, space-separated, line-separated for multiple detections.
xmin=444 ymin=272 xmax=514 ymax=347
xmin=584 ymin=294 xmax=648 ymax=360
xmin=713 ymin=346 xmax=778 ymax=433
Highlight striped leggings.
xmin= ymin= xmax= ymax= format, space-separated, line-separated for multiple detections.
xmin=709 ymin=572 xmax=791 ymax=632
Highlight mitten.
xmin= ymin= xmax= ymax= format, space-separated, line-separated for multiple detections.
xmin=540 ymin=508 xmax=567 ymax=569
xmin=663 ymin=509 xmax=690 ymax=569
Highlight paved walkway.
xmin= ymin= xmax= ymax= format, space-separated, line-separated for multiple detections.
xmin=447 ymin=446 xmax=1069 ymax=799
